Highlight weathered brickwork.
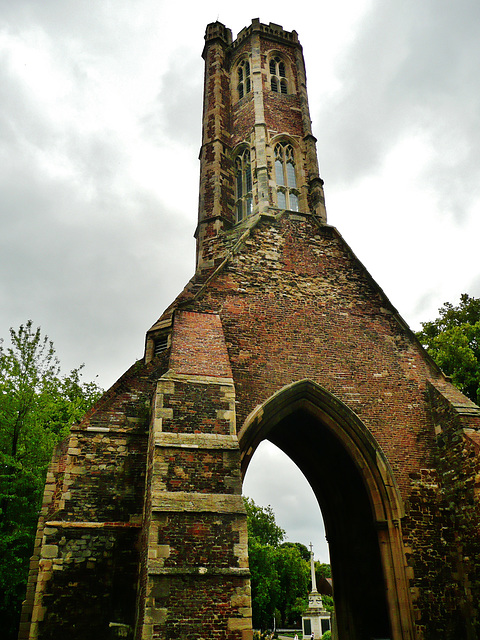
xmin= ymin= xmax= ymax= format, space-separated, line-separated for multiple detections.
xmin=148 ymin=575 xmax=251 ymax=640
xmin=231 ymin=95 xmax=255 ymax=147
xmin=160 ymin=381 xmax=232 ymax=435
xmin=265 ymin=91 xmax=303 ymax=133
xmin=156 ymin=512 xmax=242 ymax=568
xmin=185 ymin=216 xmax=437 ymax=494
xmin=21 ymin=19 xmax=480 ymax=640
xmin=154 ymin=447 xmax=241 ymax=494
xmin=20 ymin=357 xmax=168 ymax=640
xmin=401 ymin=381 xmax=480 ymax=639
xmin=59 ymin=431 xmax=146 ymax=522
xmin=37 ymin=526 xmax=139 ymax=640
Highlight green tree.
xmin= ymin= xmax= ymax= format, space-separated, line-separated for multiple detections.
xmin=416 ymin=294 xmax=480 ymax=403
xmin=281 ymin=540 xmax=310 ymax=563
xmin=276 ymin=543 xmax=309 ymax=625
xmin=0 ymin=321 xmax=102 ymax=639
xmin=244 ymin=497 xmax=310 ymax=629
xmin=244 ymin=497 xmax=285 ymax=546
xmin=315 ymin=560 xmax=331 ymax=583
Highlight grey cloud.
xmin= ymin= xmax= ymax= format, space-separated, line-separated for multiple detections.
xmin=316 ymin=0 xmax=480 ymax=221
xmin=0 ymin=0 xmax=135 ymax=53
xmin=144 ymin=49 xmax=203 ymax=147
xmin=1 ymin=173 xmax=194 ymax=387
xmin=465 ymin=275 xmax=480 ymax=302
xmin=0 ymin=60 xmax=194 ymax=388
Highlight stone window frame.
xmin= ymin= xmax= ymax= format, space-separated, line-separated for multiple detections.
xmin=233 ymin=145 xmax=253 ymax=223
xmin=273 ymin=139 xmax=300 ymax=212
xmin=145 ymin=320 xmax=173 ymax=363
xmin=235 ymin=56 xmax=252 ymax=101
xmin=268 ymin=53 xmax=290 ymax=94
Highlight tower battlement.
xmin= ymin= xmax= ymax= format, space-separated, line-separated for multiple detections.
xmin=232 ymin=18 xmax=299 ymax=49
xmin=203 ymin=21 xmax=232 ymax=49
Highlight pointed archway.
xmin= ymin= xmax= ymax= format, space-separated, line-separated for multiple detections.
xmin=239 ymin=379 xmax=416 ymax=640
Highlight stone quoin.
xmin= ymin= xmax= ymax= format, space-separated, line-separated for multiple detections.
xmin=19 ymin=18 xmax=480 ymax=640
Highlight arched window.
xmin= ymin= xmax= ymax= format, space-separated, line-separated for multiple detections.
xmin=235 ymin=148 xmax=253 ymax=222
xmin=237 ymin=59 xmax=251 ymax=100
xmin=269 ymin=56 xmax=288 ymax=94
xmin=274 ymin=143 xmax=299 ymax=211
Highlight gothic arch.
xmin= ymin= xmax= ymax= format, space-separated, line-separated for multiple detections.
xmin=239 ymin=379 xmax=416 ymax=640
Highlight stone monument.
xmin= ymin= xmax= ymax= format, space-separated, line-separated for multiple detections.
xmin=302 ymin=544 xmax=331 ymax=639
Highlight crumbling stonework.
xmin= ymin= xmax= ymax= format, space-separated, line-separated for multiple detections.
xmin=20 ymin=18 xmax=480 ymax=640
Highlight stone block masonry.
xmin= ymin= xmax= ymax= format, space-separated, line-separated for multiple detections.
xmin=137 ymin=311 xmax=251 ymax=640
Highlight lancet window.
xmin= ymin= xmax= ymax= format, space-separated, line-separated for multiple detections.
xmin=274 ymin=142 xmax=299 ymax=211
xmin=235 ymin=148 xmax=253 ymax=222
xmin=269 ymin=56 xmax=288 ymax=94
xmin=237 ymin=59 xmax=251 ymax=100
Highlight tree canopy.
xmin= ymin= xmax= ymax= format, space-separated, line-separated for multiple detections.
xmin=416 ymin=294 xmax=480 ymax=403
xmin=0 ymin=321 xmax=102 ymax=639
xmin=244 ymin=497 xmax=311 ymax=629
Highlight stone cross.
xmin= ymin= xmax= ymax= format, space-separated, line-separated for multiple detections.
xmin=309 ymin=542 xmax=318 ymax=593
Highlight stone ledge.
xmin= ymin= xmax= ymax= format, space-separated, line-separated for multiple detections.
xmin=147 ymin=565 xmax=250 ymax=577
xmin=152 ymin=492 xmax=245 ymax=514
xmin=71 ymin=426 xmax=148 ymax=435
xmin=45 ymin=520 xmax=142 ymax=529
xmin=155 ymin=432 xmax=240 ymax=450
xmin=160 ymin=371 xmax=235 ymax=386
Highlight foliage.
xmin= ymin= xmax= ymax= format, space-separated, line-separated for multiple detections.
xmin=0 ymin=455 xmax=44 ymax=639
xmin=321 ymin=631 xmax=332 ymax=640
xmin=321 ymin=594 xmax=334 ymax=613
xmin=244 ymin=497 xmax=310 ymax=629
xmin=315 ymin=561 xmax=331 ymax=582
xmin=244 ymin=497 xmax=285 ymax=546
xmin=281 ymin=540 xmax=310 ymax=563
xmin=0 ymin=321 xmax=103 ymax=639
xmin=314 ymin=562 xmax=333 ymax=612
xmin=275 ymin=543 xmax=309 ymax=625
xmin=416 ymin=294 xmax=480 ymax=403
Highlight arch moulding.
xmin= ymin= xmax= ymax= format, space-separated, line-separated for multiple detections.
xmin=238 ymin=378 xmax=416 ymax=640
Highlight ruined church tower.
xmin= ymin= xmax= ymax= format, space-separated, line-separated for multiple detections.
xmin=20 ymin=20 xmax=480 ymax=640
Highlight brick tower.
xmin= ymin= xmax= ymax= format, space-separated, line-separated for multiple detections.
xmin=20 ymin=19 xmax=480 ymax=640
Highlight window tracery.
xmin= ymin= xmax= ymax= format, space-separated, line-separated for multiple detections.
xmin=237 ymin=59 xmax=251 ymax=100
xmin=269 ymin=56 xmax=288 ymax=94
xmin=234 ymin=148 xmax=253 ymax=222
xmin=274 ymin=142 xmax=299 ymax=211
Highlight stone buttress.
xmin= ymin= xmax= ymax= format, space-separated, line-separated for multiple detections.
xmin=138 ymin=311 xmax=250 ymax=639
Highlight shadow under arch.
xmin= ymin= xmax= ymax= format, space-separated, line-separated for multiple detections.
xmin=239 ymin=379 xmax=415 ymax=640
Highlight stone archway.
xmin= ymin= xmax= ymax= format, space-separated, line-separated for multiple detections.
xmin=239 ymin=379 xmax=416 ymax=640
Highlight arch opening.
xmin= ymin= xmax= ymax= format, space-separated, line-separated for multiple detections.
xmin=239 ymin=380 xmax=414 ymax=640
xmin=243 ymin=440 xmax=330 ymax=563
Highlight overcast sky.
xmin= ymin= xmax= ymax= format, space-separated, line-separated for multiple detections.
xmin=2 ymin=0 xmax=480 ymax=563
